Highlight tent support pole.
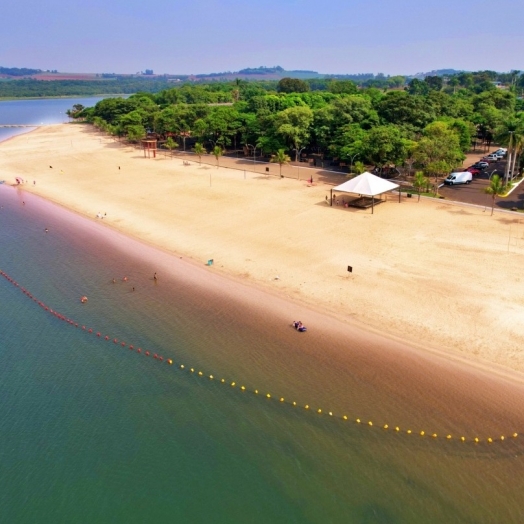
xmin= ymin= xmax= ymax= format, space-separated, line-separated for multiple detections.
xmin=399 ymin=187 xmax=401 ymax=203
xmin=330 ymin=188 xmax=332 ymax=207
xmin=372 ymin=195 xmax=374 ymax=214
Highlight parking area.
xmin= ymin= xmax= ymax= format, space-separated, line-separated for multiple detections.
xmin=438 ymin=158 xmax=524 ymax=210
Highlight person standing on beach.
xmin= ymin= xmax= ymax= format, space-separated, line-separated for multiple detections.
xmin=153 ymin=272 xmax=158 ymax=282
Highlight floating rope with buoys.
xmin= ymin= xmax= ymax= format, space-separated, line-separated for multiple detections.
xmin=1 ymin=268 xmax=520 ymax=446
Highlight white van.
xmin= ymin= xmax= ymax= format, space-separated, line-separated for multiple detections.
xmin=444 ymin=172 xmax=472 ymax=185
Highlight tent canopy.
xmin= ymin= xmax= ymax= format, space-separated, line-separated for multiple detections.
xmin=332 ymin=171 xmax=399 ymax=196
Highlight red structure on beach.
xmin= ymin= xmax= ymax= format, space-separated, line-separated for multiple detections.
xmin=141 ymin=138 xmax=157 ymax=158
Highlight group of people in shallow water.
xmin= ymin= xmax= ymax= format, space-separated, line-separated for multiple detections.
xmin=83 ymin=273 xmax=158 ymax=301
xmin=292 ymin=321 xmax=307 ymax=332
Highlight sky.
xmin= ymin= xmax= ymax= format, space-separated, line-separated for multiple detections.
xmin=1 ymin=0 xmax=522 ymax=76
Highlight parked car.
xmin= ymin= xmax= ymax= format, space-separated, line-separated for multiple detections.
xmin=444 ymin=172 xmax=473 ymax=185
xmin=466 ymin=168 xmax=481 ymax=175
xmin=472 ymin=161 xmax=489 ymax=169
xmin=482 ymin=155 xmax=498 ymax=163
xmin=494 ymin=148 xmax=507 ymax=155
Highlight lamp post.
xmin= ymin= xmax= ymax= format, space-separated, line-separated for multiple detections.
xmin=349 ymin=153 xmax=359 ymax=176
xmin=247 ymin=143 xmax=257 ymax=172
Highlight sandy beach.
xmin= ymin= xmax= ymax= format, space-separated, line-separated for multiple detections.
xmin=2 ymin=123 xmax=524 ymax=379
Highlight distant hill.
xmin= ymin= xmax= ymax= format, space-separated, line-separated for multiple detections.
xmin=410 ymin=69 xmax=464 ymax=79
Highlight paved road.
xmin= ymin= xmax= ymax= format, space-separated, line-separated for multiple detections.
xmin=438 ymin=158 xmax=524 ymax=211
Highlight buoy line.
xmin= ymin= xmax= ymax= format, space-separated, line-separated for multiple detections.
xmin=0 ymin=268 xmax=520 ymax=446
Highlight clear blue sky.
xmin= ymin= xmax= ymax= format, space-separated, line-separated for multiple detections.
xmin=2 ymin=0 xmax=522 ymax=75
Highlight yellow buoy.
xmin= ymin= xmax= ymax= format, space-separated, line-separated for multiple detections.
xmin=328 ymin=412 xmax=333 ymax=416
xmin=383 ymin=424 xmax=389 ymax=429
xmin=180 ymin=364 xmax=185 ymax=369
xmin=254 ymin=389 xmax=259 ymax=394
xmin=432 ymin=433 xmax=437 ymax=438
xmin=395 ymin=427 xmax=400 ymax=432
xmin=280 ymin=397 xmax=285 ymax=402
xmin=209 ymin=375 xmax=214 ymax=379
xmin=446 ymin=435 xmax=452 ymax=439
xmin=501 ymin=436 xmax=505 ymax=441
xmin=513 ymin=433 xmax=518 ymax=438
xmin=474 ymin=437 xmax=479 ymax=443
xmin=317 ymin=409 xmax=322 ymax=414
xmin=168 ymin=359 xmax=173 ymax=365
xmin=190 ymin=368 xmax=194 ymax=373
xmin=488 ymin=437 xmax=493 ymax=443
xmin=305 ymin=404 xmax=310 ymax=410
xmin=231 ymin=382 xmax=235 ymax=387
xmin=407 ymin=430 xmax=412 ymax=434
xmin=368 ymin=421 xmax=373 ymax=426
xmin=343 ymin=415 xmax=348 ymax=420
xmin=198 ymin=371 xmax=203 ymax=376
xmin=293 ymin=402 xmax=297 ymax=406
xmin=356 ymin=418 xmax=361 ymax=423
xmin=241 ymin=386 xmax=245 ymax=391
xmin=461 ymin=436 xmax=466 ymax=442
xmin=420 ymin=431 xmax=425 ymax=436
xmin=266 ymin=393 xmax=271 ymax=398
xmin=221 ymin=379 xmax=225 ymax=383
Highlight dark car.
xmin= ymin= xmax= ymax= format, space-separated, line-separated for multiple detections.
xmin=472 ymin=161 xmax=489 ymax=169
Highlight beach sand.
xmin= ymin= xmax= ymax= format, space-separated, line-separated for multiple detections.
xmin=2 ymin=123 xmax=524 ymax=379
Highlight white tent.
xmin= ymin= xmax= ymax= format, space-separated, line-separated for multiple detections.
xmin=330 ymin=172 xmax=400 ymax=213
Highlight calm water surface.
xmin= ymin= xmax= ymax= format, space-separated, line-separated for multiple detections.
xmin=1 ymin=100 xmax=524 ymax=523
xmin=0 ymin=97 xmax=109 ymax=143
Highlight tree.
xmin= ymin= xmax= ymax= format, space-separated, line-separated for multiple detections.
xmin=360 ymin=125 xmax=408 ymax=168
xmin=273 ymin=106 xmax=314 ymax=161
xmin=424 ymin=76 xmax=443 ymax=91
xmin=212 ymin=145 xmax=223 ymax=168
xmin=414 ymin=122 xmax=465 ymax=181
xmin=484 ymin=174 xmax=505 ymax=215
xmin=126 ymin=124 xmax=146 ymax=143
xmin=407 ymin=78 xmax=430 ymax=96
xmin=164 ymin=137 xmax=177 ymax=157
xmin=277 ymin=78 xmax=310 ymax=93
xmin=413 ymin=171 xmax=429 ymax=201
xmin=271 ymin=149 xmax=291 ymax=177
xmin=496 ymin=118 xmax=524 ymax=184
xmin=352 ymin=161 xmax=365 ymax=175
xmin=193 ymin=142 xmax=206 ymax=164
xmin=327 ymin=79 xmax=358 ymax=94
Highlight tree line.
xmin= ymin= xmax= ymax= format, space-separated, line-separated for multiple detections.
xmin=71 ymin=71 xmax=524 ymax=180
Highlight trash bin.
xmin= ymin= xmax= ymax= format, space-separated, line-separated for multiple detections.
xmin=407 ymin=193 xmax=412 ymax=198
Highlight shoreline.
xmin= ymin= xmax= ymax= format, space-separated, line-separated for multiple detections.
xmin=3 ymin=183 xmax=524 ymax=439
xmin=2 ymin=124 xmax=524 ymax=377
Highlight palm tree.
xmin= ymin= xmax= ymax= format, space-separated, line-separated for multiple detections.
xmin=484 ymin=174 xmax=505 ymax=216
xmin=496 ymin=119 xmax=522 ymax=184
xmin=212 ymin=145 xmax=223 ymax=168
xmin=193 ymin=143 xmax=206 ymax=164
xmin=412 ymin=171 xmax=428 ymax=201
xmin=271 ymin=149 xmax=291 ymax=177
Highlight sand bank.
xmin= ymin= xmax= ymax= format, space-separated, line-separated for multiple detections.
xmin=2 ymin=124 xmax=524 ymax=377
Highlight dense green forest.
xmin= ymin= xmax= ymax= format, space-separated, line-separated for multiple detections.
xmin=72 ymin=71 xmax=524 ymax=180
xmin=0 ymin=77 xmax=182 ymax=98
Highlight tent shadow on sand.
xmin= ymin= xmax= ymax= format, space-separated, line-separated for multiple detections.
xmin=329 ymin=172 xmax=400 ymax=214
